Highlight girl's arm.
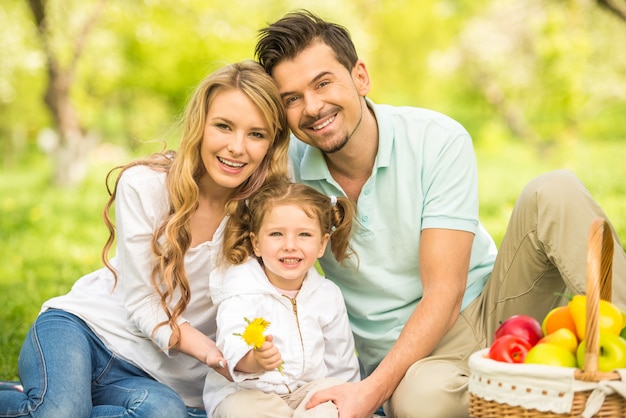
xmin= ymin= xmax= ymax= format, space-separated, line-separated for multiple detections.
xmin=234 ymin=334 xmax=282 ymax=373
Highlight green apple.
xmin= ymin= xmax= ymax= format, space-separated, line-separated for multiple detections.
xmin=524 ymin=343 xmax=577 ymax=367
xmin=577 ymin=333 xmax=626 ymax=372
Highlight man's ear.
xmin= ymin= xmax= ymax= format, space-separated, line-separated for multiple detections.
xmin=352 ymin=60 xmax=371 ymax=97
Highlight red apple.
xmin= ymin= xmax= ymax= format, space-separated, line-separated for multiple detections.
xmin=489 ymin=334 xmax=533 ymax=363
xmin=495 ymin=314 xmax=543 ymax=346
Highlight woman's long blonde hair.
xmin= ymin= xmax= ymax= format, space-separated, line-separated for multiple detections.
xmin=101 ymin=61 xmax=289 ymax=346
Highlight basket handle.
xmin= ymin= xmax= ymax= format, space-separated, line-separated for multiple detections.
xmin=576 ymin=217 xmax=617 ymax=381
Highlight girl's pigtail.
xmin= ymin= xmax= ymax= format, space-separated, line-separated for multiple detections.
xmin=329 ymin=196 xmax=357 ymax=264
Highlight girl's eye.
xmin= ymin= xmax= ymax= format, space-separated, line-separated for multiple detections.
xmin=299 ymin=232 xmax=312 ymax=237
xmin=270 ymin=232 xmax=282 ymax=237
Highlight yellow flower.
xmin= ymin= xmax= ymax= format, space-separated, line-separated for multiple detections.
xmin=234 ymin=317 xmax=284 ymax=374
xmin=237 ymin=317 xmax=270 ymax=349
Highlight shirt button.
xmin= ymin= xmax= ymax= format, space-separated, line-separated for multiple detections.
xmin=362 ymin=215 xmax=369 ymax=222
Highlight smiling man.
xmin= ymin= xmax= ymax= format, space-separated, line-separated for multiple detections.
xmin=254 ymin=10 xmax=626 ymax=418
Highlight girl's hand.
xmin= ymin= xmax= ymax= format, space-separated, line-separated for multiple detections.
xmin=253 ymin=334 xmax=283 ymax=371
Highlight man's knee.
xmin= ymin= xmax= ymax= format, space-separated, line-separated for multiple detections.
xmin=386 ymin=360 xmax=470 ymax=418
xmin=521 ymin=169 xmax=584 ymax=204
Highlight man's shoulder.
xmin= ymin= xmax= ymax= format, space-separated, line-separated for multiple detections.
xmin=376 ymin=102 xmax=466 ymax=132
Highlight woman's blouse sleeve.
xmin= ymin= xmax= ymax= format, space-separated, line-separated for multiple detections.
xmin=114 ymin=166 xmax=176 ymax=352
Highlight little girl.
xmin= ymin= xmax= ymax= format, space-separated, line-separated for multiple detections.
xmin=204 ymin=178 xmax=360 ymax=417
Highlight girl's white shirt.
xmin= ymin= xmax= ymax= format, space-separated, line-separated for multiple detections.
xmin=43 ymin=165 xmax=222 ymax=408
xmin=203 ymin=257 xmax=360 ymax=416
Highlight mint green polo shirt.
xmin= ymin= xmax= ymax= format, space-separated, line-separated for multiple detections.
xmin=288 ymin=99 xmax=497 ymax=375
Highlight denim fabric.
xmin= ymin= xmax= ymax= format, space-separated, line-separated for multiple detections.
xmin=0 ymin=309 xmax=195 ymax=418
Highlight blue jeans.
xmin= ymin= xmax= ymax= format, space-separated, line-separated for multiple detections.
xmin=0 ymin=309 xmax=206 ymax=418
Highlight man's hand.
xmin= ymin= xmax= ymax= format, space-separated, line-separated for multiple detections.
xmin=306 ymin=380 xmax=384 ymax=418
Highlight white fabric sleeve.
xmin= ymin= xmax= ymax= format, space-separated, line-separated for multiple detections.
xmin=322 ymin=285 xmax=361 ymax=383
xmin=114 ymin=166 xmax=180 ymax=353
xmin=215 ymin=294 xmax=267 ymax=381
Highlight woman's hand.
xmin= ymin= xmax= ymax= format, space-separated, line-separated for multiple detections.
xmin=205 ymin=345 xmax=232 ymax=380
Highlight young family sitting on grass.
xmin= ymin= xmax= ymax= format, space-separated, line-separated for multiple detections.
xmin=2 ymin=9 xmax=625 ymax=418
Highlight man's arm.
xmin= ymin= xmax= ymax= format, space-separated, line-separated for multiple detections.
xmin=306 ymin=228 xmax=474 ymax=417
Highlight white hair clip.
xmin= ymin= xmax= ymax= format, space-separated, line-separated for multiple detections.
xmin=329 ymin=195 xmax=337 ymax=206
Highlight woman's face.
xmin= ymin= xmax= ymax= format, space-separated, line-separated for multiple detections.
xmin=200 ymin=88 xmax=272 ymax=192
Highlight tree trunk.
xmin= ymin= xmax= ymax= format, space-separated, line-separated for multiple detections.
xmin=27 ymin=0 xmax=105 ymax=186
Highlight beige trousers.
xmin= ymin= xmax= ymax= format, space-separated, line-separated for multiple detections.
xmin=386 ymin=170 xmax=626 ymax=418
xmin=212 ymin=377 xmax=344 ymax=418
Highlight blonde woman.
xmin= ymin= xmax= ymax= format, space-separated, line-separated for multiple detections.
xmin=0 ymin=60 xmax=289 ymax=418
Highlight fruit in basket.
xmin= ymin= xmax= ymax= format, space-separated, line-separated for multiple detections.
xmin=524 ymin=342 xmax=577 ymax=367
xmin=488 ymin=334 xmax=533 ymax=363
xmin=541 ymin=305 xmax=577 ymax=336
xmin=568 ymin=295 xmax=624 ymax=340
xmin=494 ymin=314 xmax=543 ymax=346
xmin=576 ymin=333 xmax=626 ymax=372
xmin=537 ymin=327 xmax=578 ymax=354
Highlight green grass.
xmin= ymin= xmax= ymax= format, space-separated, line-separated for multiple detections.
xmin=1 ymin=140 xmax=624 ymax=381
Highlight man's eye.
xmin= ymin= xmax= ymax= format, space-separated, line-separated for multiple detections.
xmin=285 ymin=96 xmax=299 ymax=106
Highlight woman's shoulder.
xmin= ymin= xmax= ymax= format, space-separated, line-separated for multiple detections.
xmin=118 ymin=164 xmax=167 ymax=188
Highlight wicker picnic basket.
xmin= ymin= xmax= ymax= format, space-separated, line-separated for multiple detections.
xmin=468 ymin=218 xmax=626 ymax=417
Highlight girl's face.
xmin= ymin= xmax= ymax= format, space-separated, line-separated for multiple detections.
xmin=200 ymin=88 xmax=272 ymax=193
xmin=250 ymin=203 xmax=330 ymax=291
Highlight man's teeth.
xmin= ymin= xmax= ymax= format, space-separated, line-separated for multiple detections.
xmin=312 ymin=115 xmax=335 ymax=131
xmin=218 ymin=157 xmax=244 ymax=168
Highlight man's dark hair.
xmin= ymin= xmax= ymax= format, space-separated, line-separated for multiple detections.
xmin=255 ymin=9 xmax=359 ymax=76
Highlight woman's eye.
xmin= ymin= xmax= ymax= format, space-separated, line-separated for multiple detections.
xmin=216 ymin=123 xmax=230 ymax=130
xmin=250 ymin=131 xmax=266 ymax=139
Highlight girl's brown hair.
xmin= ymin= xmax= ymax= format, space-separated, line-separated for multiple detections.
xmin=223 ymin=177 xmax=357 ymax=266
xmin=101 ymin=61 xmax=289 ymax=346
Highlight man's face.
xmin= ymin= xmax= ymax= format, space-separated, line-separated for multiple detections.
xmin=271 ymin=41 xmax=370 ymax=153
